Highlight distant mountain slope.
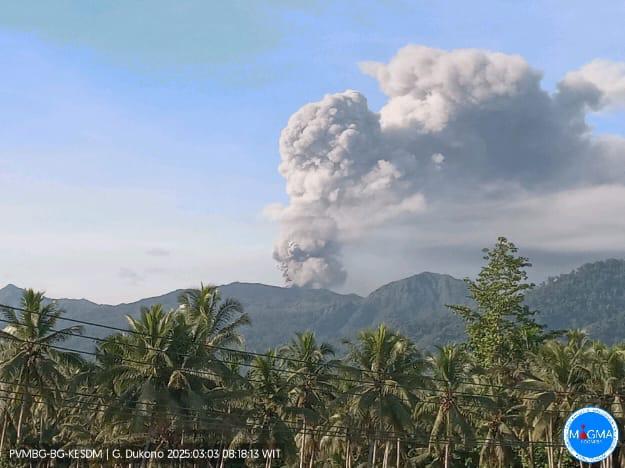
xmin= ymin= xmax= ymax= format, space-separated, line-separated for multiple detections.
xmin=0 ymin=284 xmax=185 ymax=353
xmin=340 ymin=272 xmax=470 ymax=348
xmin=2 ymin=258 xmax=625 ymax=353
xmin=526 ymin=259 xmax=625 ymax=344
xmin=0 ymin=282 xmax=363 ymax=353
xmin=218 ymin=283 xmax=363 ymax=350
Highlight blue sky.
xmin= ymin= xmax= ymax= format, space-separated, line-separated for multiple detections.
xmin=1 ymin=1 xmax=624 ymax=302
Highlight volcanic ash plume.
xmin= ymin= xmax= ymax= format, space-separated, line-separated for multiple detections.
xmin=271 ymin=90 xmax=425 ymax=287
xmin=272 ymin=216 xmax=346 ymax=288
xmin=271 ymin=45 xmax=625 ymax=289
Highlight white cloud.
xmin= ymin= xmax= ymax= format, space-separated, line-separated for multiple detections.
xmin=561 ymin=59 xmax=625 ymax=110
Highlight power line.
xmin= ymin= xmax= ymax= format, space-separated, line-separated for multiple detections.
xmin=0 ymin=392 xmax=572 ymax=450
xmin=0 ymin=313 xmax=621 ymax=411
xmin=0 ymin=372 xmax=600 ymax=448
xmin=2 ymin=300 xmax=617 ymax=400
xmin=1 ymin=301 xmax=615 ymax=401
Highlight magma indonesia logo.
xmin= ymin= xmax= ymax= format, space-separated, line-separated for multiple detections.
xmin=564 ymin=407 xmax=619 ymax=463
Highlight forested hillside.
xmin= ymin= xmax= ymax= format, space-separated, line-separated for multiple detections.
xmin=2 ymin=259 xmax=625 ymax=352
xmin=1 ymin=238 xmax=623 ymax=467
xmin=526 ymin=258 xmax=625 ymax=344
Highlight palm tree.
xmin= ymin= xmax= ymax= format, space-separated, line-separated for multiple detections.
xmin=323 ymin=388 xmax=362 ymax=468
xmin=0 ymin=289 xmax=83 ymax=445
xmin=95 ymin=304 xmax=229 ymax=448
xmin=93 ymin=285 xmax=251 ymax=448
xmin=587 ymin=341 xmax=625 ymax=468
xmin=280 ymin=331 xmax=336 ymax=468
xmin=343 ymin=324 xmax=424 ymax=468
xmin=177 ymin=284 xmax=250 ymax=352
xmin=176 ymin=284 xmax=252 ymax=450
xmin=524 ymin=331 xmax=592 ymax=468
xmin=414 ymin=345 xmax=475 ymax=468
xmin=234 ymin=350 xmax=295 ymax=466
xmin=473 ymin=377 xmax=520 ymax=468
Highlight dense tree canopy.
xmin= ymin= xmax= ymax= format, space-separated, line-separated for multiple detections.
xmin=0 ymin=240 xmax=624 ymax=467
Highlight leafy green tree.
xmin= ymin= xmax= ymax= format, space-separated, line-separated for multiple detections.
xmin=448 ymin=237 xmax=549 ymax=372
xmin=7 ymin=242 xmax=625 ymax=468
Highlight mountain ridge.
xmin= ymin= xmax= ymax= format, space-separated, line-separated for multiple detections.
xmin=2 ymin=258 xmax=625 ymax=351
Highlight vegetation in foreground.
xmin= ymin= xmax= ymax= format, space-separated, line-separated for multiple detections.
xmin=0 ymin=238 xmax=624 ymax=467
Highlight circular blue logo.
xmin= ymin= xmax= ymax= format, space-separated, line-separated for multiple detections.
xmin=564 ymin=407 xmax=619 ymax=463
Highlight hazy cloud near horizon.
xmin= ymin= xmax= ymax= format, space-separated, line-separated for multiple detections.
xmin=270 ymin=45 xmax=625 ymax=288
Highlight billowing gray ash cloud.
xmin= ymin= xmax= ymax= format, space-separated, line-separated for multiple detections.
xmin=271 ymin=45 xmax=625 ymax=288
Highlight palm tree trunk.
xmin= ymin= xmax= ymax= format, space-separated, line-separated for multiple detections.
xmin=525 ymin=430 xmax=534 ymax=468
xmin=396 ymin=438 xmax=400 ymax=468
xmin=445 ymin=411 xmax=452 ymax=468
xmin=0 ymin=412 xmax=8 ymax=453
xmin=479 ymin=433 xmax=490 ymax=467
xmin=345 ymin=438 xmax=351 ymax=468
xmin=545 ymin=437 xmax=550 ymax=468
xmin=14 ymin=367 xmax=27 ymax=446
xmin=218 ymin=439 xmax=226 ymax=468
xmin=371 ymin=439 xmax=377 ymax=467
xmin=16 ymin=398 xmax=26 ymax=444
xmin=308 ymin=440 xmax=315 ymax=468
xmin=547 ymin=417 xmax=554 ymax=468
xmin=382 ymin=440 xmax=390 ymax=468
xmin=300 ymin=419 xmax=306 ymax=468
xmin=39 ymin=409 xmax=44 ymax=445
